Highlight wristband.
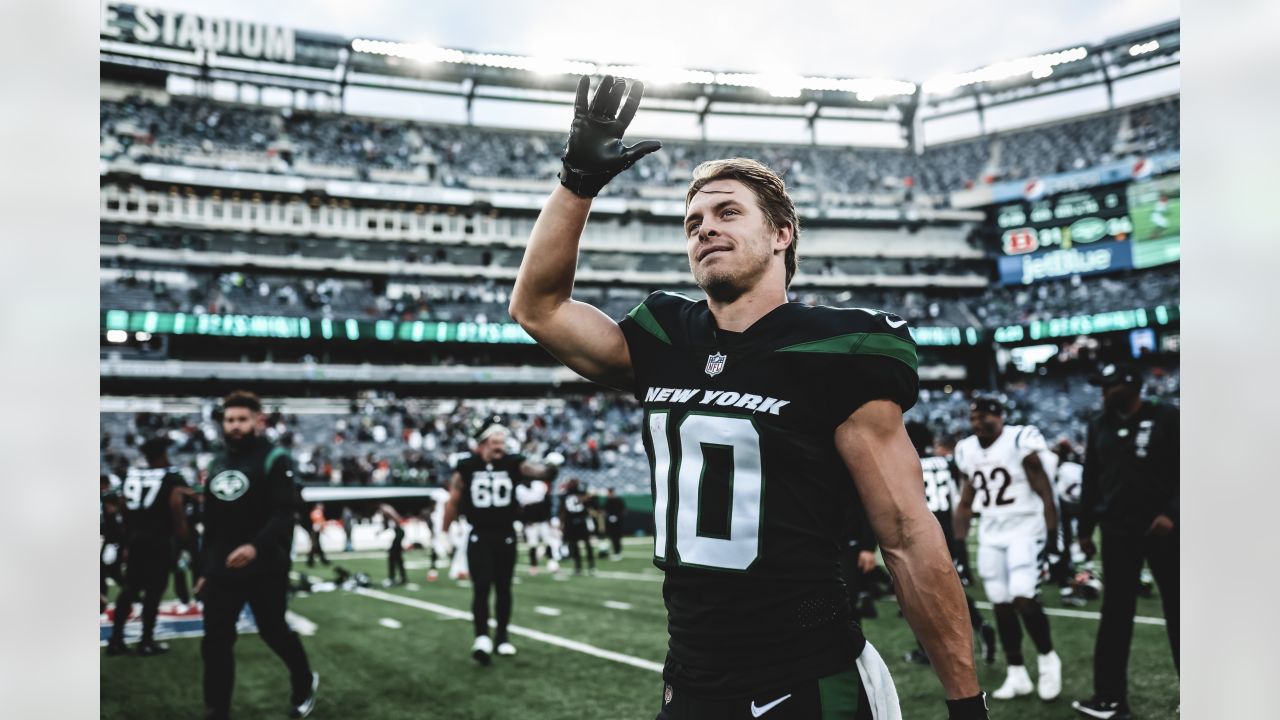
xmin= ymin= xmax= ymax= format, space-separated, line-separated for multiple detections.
xmin=946 ymin=692 xmax=988 ymax=719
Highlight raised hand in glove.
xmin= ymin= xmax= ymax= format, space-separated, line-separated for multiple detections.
xmin=559 ymin=75 xmax=662 ymax=198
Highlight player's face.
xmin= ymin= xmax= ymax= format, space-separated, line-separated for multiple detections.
xmin=222 ymin=407 xmax=259 ymax=445
xmin=1102 ymin=382 xmax=1138 ymax=413
xmin=684 ymin=180 xmax=782 ymax=301
xmin=478 ymin=433 xmax=507 ymax=462
xmin=969 ymin=409 xmax=1003 ymax=442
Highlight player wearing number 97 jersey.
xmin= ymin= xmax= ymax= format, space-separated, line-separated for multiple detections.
xmin=953 ymin=398 xmax=1062 ymax=702
xmin=443 ymin=425 xmax=556 ymax=665
xmin=105 ymin=436 xmax=191 ymax=657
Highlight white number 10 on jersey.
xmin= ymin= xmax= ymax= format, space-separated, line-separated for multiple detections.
xmin=648 ymin=412 xmax=763 ymax=571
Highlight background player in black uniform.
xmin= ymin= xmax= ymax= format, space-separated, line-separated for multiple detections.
xmin=510 ymin=75 xmax=987 ymax=719
xmin=380 ymin=503 xmax=408 ymax=586
xmin=559 ymin=479 xmax=595 ymax=575
xmin=105 ymin=437 xmax=189 ymax=656
xmin=197 ymin=391 xmax=317 ymax=720
xmin=904 ymin=422 xmax=996 ymax=667
xmin=443 ymin=424 xmax=557 ymax=664
xmin=100 ymin=474 xmax=126 ymax=612
xmin=604 ymin=487 xmax=628 ymax=560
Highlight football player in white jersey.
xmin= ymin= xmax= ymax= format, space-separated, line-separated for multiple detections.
xmin=953 ymin=398 xmax=1062 ymax=702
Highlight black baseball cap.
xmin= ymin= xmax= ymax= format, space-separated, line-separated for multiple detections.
xmin=1088 ymin=363 xmax=1143 ymax=387
xmin=970 ymin=396 xmax=1005 ymax=417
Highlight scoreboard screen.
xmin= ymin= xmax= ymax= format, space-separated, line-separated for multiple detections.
xmin=992 ymin=183 xmax=1132 ymax=256
xmin=1126 ymin=173 xmax=1181 ymax=268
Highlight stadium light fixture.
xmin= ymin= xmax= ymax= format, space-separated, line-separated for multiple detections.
xmin=350 ymin=38 xmax=914 ymax=100
xmin=923 ymin=46 xmax=1089 ymax=95
xmin=106 ymin=330 xmax=128 ymax=343
xmin=1128 ymin=40 xmax=1161 ymax=57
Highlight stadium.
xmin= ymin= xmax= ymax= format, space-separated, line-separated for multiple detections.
xmin=99 ymin=3 xmax=1180 ymax=719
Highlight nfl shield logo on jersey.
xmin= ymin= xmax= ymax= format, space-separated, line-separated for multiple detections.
xmin=704 ymin=352 xmax=727 ymax=377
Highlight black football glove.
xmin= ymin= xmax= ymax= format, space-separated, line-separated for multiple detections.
xmin=559 ymin=75 xmax=662 ymax=198
xmin=946 ymin=692 xmax=989 ymax=720
xmin=1039 ymin=531 xmax=1062 ymax=577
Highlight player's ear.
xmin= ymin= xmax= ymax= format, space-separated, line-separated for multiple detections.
xmin=773 ymin=223 xmax=794 ymax=253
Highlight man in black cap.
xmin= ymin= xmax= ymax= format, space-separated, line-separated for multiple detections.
xmin=1072 ymin=364 xmax=1179 ymax=720
xmin=197 ymin=391 xmax=317 ymax=720
xmin=104 ymin=436 xmax=190 ymax=656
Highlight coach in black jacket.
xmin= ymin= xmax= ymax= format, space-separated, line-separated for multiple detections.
xmin=197 ymin=391 xmax=317 ymax=720
xmin=1072 ymin=364 xmax=1178 ymax=719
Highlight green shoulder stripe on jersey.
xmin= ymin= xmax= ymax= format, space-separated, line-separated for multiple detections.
xmin=627 ymin=302 xmax=672 ymax=345
xmin=776 ymin=331 xmax=918 ymax=370
xmin=265 ymin=446 xmax=290 ymax=475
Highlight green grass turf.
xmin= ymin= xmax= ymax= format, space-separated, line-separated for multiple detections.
xmin=101 ymin=539 xmax=1178 ymax=719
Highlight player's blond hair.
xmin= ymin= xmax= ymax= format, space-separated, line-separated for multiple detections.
xmin=685 ymin=158 xmax=801 ymax=287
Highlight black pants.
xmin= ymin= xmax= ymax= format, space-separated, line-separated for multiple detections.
xmin=606 ymin=521 xmax=624 ymax=556
xmin=467 ymin=532 xmax=516 ymax=641
xmin=110 ymin=540 xmax=173 ymax=643
xmin=388 ymin=543 xmax=407 ymax=584
xmin=306 ymin=528 xmax=328 ymax=566
xmin=201 ymin=573 xmax=313 ymax=718
xmin=1093 ymin=526 xmax=1179 ymax=701
xmin=565 ymin=527 xmax=594 ymax=572
xmin=655 ymin=665 xmax=872 ymax=720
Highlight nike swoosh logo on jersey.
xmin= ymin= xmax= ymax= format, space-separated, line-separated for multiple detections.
xmin=750 ymin=693 xmax=793 ymax=717
xmin=885 ymin=317 xmax=907 ymax=328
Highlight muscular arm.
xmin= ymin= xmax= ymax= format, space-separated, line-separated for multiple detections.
xmin=836 ymin=400 xmax=980 ymax=700
xmin=952 ymin=474 xmax=976 ymax=542
xmin=1022 ymin=453 xmax=1059 ymax=536
xmin=508 ymin=186 xmax=634 ymax=390
xmin=441 ymin=472 xmax=463 ymax=533
xmin=519 ymin=459 xmax=559 ymax=482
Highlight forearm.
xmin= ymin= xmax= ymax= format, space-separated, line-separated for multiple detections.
xmin=442 ymin=501 xmax=458 ymax=534
xmin=882 ymin=514 xmax=981 ymax=699
xmin=953 ymin=505 xmax=972 ymax=541
xmin=509 ymin=186 xmax=592 ymax=325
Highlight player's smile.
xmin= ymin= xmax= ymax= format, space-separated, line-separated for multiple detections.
xmin=696 ymin=244 xmax=733 ymax=262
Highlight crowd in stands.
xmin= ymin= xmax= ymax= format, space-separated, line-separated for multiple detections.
xmin=101 ymin=264 xmax=1178 ymax=330
xmin=102 ymin=393 xmax=650 ymax=495
xmin=910 ymin=366 xmax=1181 ymax=449
xmin=973 ymin=265 xmax=1180 ymax=327
xmin=101 ymin=363 xmax=1178 ymax=496
xmin=100 ymin=94 xmax=1180 ymax=198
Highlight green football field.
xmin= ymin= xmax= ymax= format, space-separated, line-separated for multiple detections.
xmin=101 ymin=538 xmax=1178 ymax=719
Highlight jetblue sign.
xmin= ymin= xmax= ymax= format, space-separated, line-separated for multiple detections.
xmin=998 ymin=240 xmax=1133 ymax=285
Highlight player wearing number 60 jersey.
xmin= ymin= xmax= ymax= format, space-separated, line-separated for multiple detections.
xmin=953 ymin=398 xmax=1062 ymax=703
xmin=443 ymin=425 xmax=556 ymax=665
xmin=510 ymin=73 xmax=987 ymax=719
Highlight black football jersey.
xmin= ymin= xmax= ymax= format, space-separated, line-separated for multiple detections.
xmin=560 ymin=491 xmax=590 ymax=527
xmin=619 ymin=292 xmax=919 ymax=699
xmin=455 ymin=452 xmax=527 ymax=535
xmin=120 ymin=467 xmax=186 ymax=543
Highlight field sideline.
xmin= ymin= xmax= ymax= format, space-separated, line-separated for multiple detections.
xmin=101 ymin=538 xmax=1178 ymax=719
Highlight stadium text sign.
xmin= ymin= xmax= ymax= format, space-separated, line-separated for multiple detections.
xmin=100 ymin=1 xmax=295 ymax=63
xmin=997 ymin=240 xmax=1133 ymax=285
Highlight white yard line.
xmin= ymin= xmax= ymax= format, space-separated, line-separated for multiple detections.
xmin=534 ymin=606 xmax=562 ymax=617
xmin=286 ymin=610 xmax=318 ymax=636
xmin=970 ymin=600 xmax=1166 ymax=626
xmin=355 ymin=588 xmax=663 ymax=673
xmin=603 ymin=601 xmax=633 ymax=611
xmin=378 ymin=618 xmax=403 ymax=629
xmin=592 ymin=570 xmax=663 ymax=582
